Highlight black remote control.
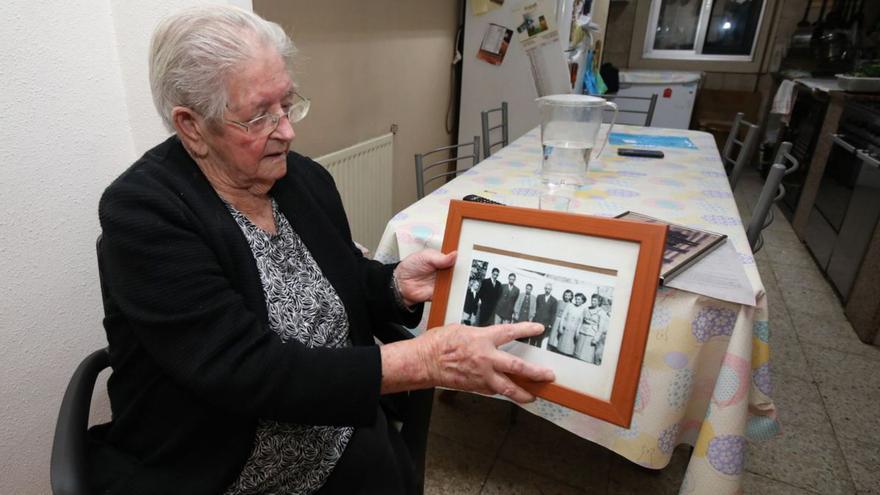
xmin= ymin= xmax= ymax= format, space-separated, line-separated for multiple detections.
xmin=462 ymin=194 xmax=504 ymax=205
xmin=618 ymin=148 xmax=665 ymax=159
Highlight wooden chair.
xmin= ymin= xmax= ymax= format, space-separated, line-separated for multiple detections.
xmin=415 ymin=137 xmax=481 ymax=199
xmin=481 ymin=102 xmax=509 ymax=159
xmin=723 ymin=112 xmax=761 ymax=191
xmin=602 ymin=94 xmax=658 ymax=126
xmin=746 ymin=142 xmax=799 ymax=253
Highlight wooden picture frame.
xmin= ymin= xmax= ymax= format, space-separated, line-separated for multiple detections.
xmin=429 ymin=200 xmax=667 ymax=427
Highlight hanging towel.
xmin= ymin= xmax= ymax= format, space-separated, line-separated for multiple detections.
xmin=771 ymin=80 xmax=796 ymax=123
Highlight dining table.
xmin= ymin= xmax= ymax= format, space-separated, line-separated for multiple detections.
xmin=374 ymin=124 xmax=779 ymax=494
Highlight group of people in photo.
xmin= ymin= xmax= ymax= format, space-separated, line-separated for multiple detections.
xmin=462 ymin=264 xmax=612 ymax=366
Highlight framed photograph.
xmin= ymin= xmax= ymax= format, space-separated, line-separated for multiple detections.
xmin=429 ymin=200 xmax=667 ymax=427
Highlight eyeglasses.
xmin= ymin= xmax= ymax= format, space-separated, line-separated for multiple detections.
xmin=224 ymin=92 xmax=310 ymax=136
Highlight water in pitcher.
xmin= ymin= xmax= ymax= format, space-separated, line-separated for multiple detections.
xmin=536 ymin=94 xmax=617 ymax=186
xmin=541 ymin=139 xmax=593 ymax=185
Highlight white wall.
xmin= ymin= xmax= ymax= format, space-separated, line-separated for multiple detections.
xmin=0 ymin=1 xmax=250 ymax=493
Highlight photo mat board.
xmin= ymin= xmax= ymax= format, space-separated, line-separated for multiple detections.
xmin=430 ymin=200 xmax=666 ymax=427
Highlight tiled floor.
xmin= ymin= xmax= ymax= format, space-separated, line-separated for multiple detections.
xmin=422 ymin=169 xmax=880 ymax=494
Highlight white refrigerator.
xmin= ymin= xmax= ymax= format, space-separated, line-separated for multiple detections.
xmin=611 ymin=70 xmax=702 ymax=129
xmin=457 ymin=0 xmax=608 ymax=150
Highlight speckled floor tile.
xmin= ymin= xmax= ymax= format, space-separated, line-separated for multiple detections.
xmin=836 ymin=436 xmax=880 ymax=495
xmin=772 ymin=263 xmax=832 ymax=295
xmin=481 ymin=460 xmax=593 ymax=495
xmin=769 ymin=371 xmax=827 ymax=429
xmin=429 ymin=391 xmax=512 ymax=455
xmin=746 ymin=417 xmax=856 ymax=495
xmin=738 ymin=201 xmax=752 ymax=218
xmin=424 ymin=432 xmax=494 ymax=495
xmin=498 ymin=409 xmax=612 ymax=491
xmin=766 ymin=206 xmax=795 ymax=233
xmin=765 ymin=240 xmax=822 ymax=270
xmin=757 ymin=257 xmax=778 ymax=291
xmin=741 ymin=472 xmax=822 ymax=494
xmin=801 ymin=343 xmax=880 ymax=445
xmin=606 ymin=446 xmax=689 ymax=495
xmin=763 ymin=228 xmax=804 ymax=248
xmin=768 ymin=304 xmax=811 ymax=379
xmin=764 ymin=282 xmax=785 ymax=316
xmin=790 ymin=311 xmax=880 ymax=362
xmin=779 ymin=284 xmax=846 ymax=320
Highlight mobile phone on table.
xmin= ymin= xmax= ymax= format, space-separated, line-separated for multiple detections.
xmin=618 ymin=148 xmax=665 ymax=159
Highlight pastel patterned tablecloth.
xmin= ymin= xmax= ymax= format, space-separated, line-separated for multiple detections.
xmin=375 ymin=125 xmax=778 ymax=495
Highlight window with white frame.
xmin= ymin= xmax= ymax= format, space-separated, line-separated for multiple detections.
xmin=644 ymin=0 xmax=767 ymax=61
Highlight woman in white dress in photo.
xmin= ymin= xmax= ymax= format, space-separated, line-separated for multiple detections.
xmin=556 ymin=293 xmax=588 ymax=357
xmin=548 ymin=289 xmax=573 ymax=352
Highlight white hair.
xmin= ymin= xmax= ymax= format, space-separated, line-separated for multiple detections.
xmin=149 ymin=5 xmax=296 ymax=132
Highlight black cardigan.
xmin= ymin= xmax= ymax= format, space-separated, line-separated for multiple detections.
xmin=89 ymin=136 xmax=422 ymax=494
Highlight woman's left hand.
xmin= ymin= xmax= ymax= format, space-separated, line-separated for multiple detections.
xmin=394 ymin=249 xmax=457 ymax=306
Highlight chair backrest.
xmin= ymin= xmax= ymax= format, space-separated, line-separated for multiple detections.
xmin=415 ymin=137 xmax=481 ymax=199
xmin=747 ymin=141 xmax=799 ymax=253
xmin=723 ymin=112 xmax=761 ymax=191
xmin=50 ymin=348 xmax=111 ymax=495
xmin=51 ymin=236 xmax=112 ymax=495
xmin=602 ymin=94 xmax=658 ymax=127
xmin=480 ymin=102 xmax=509 ymax=159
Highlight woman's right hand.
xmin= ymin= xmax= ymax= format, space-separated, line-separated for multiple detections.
xmin=416 ymin=322 xmax=555 ymax=403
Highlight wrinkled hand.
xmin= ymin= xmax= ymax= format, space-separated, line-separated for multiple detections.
xmin=418 ymin=322 xmax=555 ymax=403
xmin=394 ymin=249 xmax=457 ymax=306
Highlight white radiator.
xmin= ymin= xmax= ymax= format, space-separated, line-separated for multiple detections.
xmin=314 ymin=133 xmax=394 ymax=255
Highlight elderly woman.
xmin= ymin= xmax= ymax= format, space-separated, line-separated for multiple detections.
xmin=88 ymin=6 xmax=552 ymax=495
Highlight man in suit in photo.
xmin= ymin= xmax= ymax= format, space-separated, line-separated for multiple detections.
xmin=476 ymin=268 xmax=502 ymax=326
xmin=514 ymin=283 xmax=536 ymax=324
xmin=529 ymin=283 xmax=558 ymax=347
xmin=462 ymin=279 xmax=481 ymax=325
xmin=494 ymin=273 xmax=520 ymax=324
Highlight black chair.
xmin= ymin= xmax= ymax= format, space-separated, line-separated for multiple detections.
xmin=50 ymin=348 xmax=110 ymax=495
xmin=49 ymin=238 xmax=435 ymax=494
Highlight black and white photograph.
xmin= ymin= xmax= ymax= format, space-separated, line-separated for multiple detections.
xmin=434 ymin=202 xmax=665 ymax=418
xmin=460 ymin=245 xmax=616 ymax=366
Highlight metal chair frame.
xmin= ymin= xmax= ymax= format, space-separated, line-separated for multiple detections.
xmin=723 ymin=112 xmax=761 ymax=191
xmin=415 ymin=137 xmax=481 ymax=199
xmin=481 ymin=102 xmax=509 ymax=159
xmin=747 ymin=142 xmax=799 ymax=253
xmin=602 ymin=94 xmax=658 ymax=127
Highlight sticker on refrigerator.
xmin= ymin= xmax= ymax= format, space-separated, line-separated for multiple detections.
xmin=477 ymin=23 xmax=514 ymax=66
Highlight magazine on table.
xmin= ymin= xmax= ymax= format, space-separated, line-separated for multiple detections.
xmin=615 ymin=211 xmax=727 ymax=284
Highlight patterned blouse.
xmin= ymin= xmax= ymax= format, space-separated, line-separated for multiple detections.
xmin=223 ymin=198 xmax=354 ymax=495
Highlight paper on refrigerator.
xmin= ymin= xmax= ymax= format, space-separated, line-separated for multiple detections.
xmin=511 ymin=0 xmax=571 ymax=96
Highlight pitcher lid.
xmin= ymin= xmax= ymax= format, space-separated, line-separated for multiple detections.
xmin=536 ymin=94 xmax=607 ymax=106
